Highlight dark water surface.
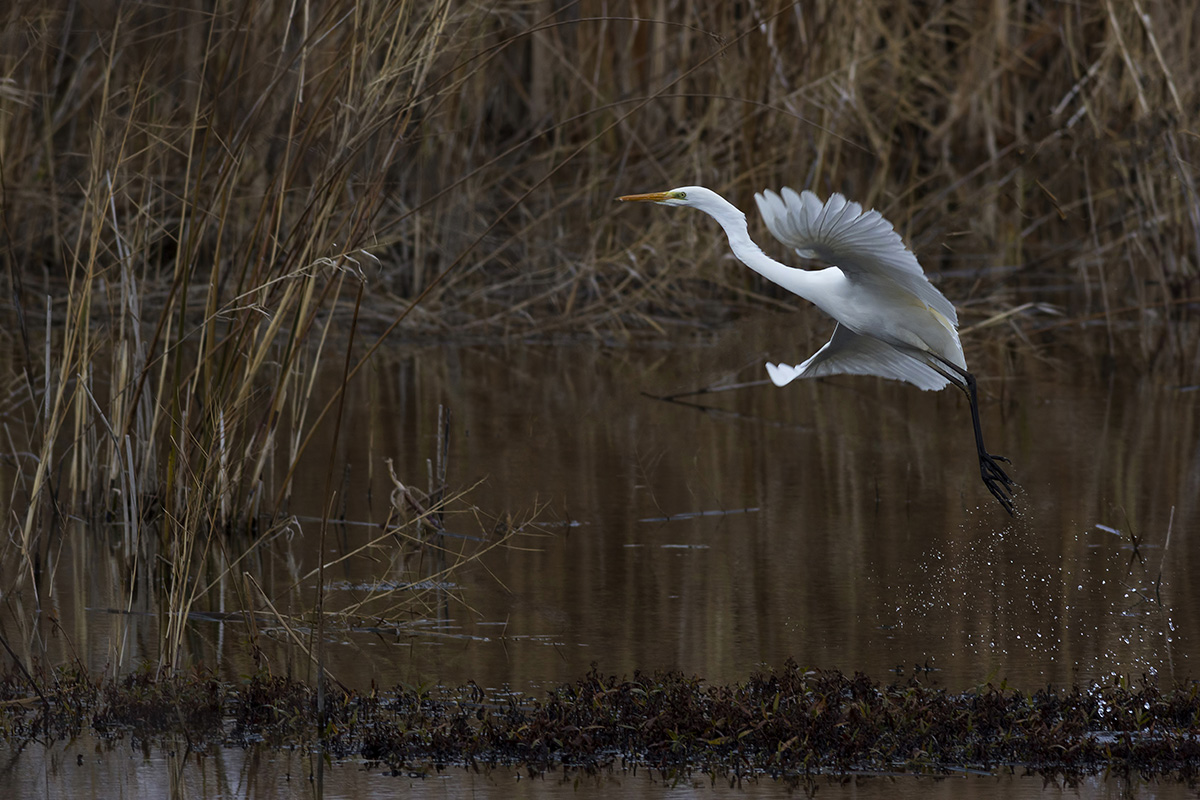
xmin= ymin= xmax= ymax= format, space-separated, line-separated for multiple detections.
xmin=5 ymin=313 xmax=1199 ymax=797
xmin=10 ymin=731 xmax=1200 ymax=799
xmin=265 ymin=315 xmax=1196 ymax=691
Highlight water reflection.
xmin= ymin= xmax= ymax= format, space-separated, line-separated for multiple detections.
xmin=341 ymin=315 xmax=1195 ymax=693
xmin=6 ymin=732 xmax=1198 ymax=799
xmin=4 ymin=314 xmax=1197 ymax=697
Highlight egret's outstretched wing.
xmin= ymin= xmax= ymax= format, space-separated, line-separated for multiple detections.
xmin=754 ymin=188 xmax=958 ymax=326
xmin=766 ymin=323 xmax=950 ymax=391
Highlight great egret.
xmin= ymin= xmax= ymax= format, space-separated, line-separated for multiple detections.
xmin=618 ymin=186 xmax=1015 ymax=514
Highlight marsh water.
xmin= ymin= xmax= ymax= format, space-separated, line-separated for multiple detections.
xmin=6 ymin=313 xmax=1200 ymax=797
xmin=15 ymin=735 xmax=1200 ymax=799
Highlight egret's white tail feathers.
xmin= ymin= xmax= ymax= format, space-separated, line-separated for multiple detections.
xmin=767 ymin=323 xmax=951 ymax=391
xmin=765 ymin=362 xmax=804 ymax=387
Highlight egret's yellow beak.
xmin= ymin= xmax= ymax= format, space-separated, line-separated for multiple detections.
xmin=617 ymin=191 xmax=674 ymax=203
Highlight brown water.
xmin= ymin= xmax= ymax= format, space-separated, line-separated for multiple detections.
xmin=10 ymin=730 xmax=1200 ymax=798
xmin=4 ymin=313 xmax=1199 ymax=796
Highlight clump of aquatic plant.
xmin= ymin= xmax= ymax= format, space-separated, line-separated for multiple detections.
xmin=5 ymin=662 xmax=1200 ymax=782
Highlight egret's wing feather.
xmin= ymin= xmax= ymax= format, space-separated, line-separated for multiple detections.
xmin=766 ymin=324 xmax=950 ymax=391
xmin=754 ymin=188 xmax=958 ymax=325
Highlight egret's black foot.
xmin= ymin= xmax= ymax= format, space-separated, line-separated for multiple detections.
xmin=979 ymin=452 xmax=1015 ymax=516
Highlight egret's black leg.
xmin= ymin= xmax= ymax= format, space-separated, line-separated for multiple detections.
xmin=960 ymin=370 xmax=1015 ymax=515
xmin=929 ymin=357 xmax=1015 ymax=515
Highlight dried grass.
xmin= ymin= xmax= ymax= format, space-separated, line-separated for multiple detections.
xmin=3 ymin=2 xmax=1194 ymax=341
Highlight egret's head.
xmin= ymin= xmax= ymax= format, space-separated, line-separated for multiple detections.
xmin=617 ymin=186 xmax=743 ymax=226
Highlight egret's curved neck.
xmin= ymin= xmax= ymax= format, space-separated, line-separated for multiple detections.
xmin=695 ymin=197 xmax=822 ymax=303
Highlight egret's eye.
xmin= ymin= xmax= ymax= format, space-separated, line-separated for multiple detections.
xmin=676 ymin=191 xmax=687 ymax=199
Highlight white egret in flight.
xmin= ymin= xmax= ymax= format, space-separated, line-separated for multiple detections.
xmin=618 ymin=186 xmax=1015 ymax=514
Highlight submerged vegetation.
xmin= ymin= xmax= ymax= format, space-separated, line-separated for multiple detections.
xmin=4 ymin=662 xmax=1200 ymax=784
xmin=0 ymin=0 xmax=1198 ymax=781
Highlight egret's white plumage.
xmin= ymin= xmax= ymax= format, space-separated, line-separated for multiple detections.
xmin=618 ymin=184 xmax=1015 ymax=514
